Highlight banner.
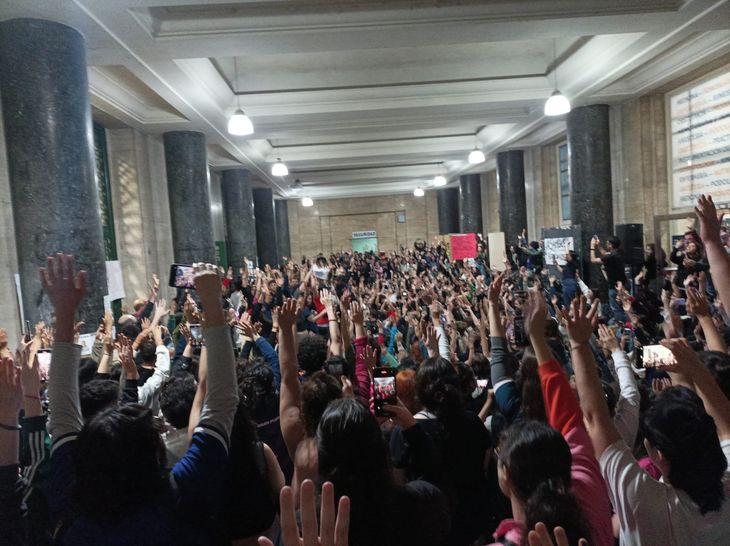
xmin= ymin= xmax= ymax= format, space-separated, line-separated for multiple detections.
xmin=488 ymin=232 xmax=507 ymax=271
xmin=543 ymin=237 xmax=574 ymax=266
xmin=450 ymin=233 xmax=477 ymax=261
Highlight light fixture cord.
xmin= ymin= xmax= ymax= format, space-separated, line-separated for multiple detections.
xmin=552 ymin=38 xmax=558 ymax=89
xmin=234 ymin=57 xmax=241 ymax=109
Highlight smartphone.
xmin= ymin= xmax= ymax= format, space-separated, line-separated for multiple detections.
xmin=169 ymin=264 xmax=195 ymax=289
xmin=326 ymin=362 xmax=344 ymax=377
xmin=373 ymin=367 xmax=397 ymax=417
xmin=189 ymin=324 xmax=203 ymax=343
xmin=24 ymin=320 xmax=32 ymax=343
xmin=37 ymin=349 xmax=52 ymax=381
xmin=513 ymin=315 xmax=528 ymax=346
xmin=642 ymin=345 xmax=676 ymax=369
xmin=476 ymin=379 xmax=489 ymax=389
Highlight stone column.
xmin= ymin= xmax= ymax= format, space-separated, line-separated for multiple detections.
xmin=275 ymin=199 xmax=291 ymax=262
xmin=163 ymin=131 xmax=215 ymax=264
xmin=459 ymin=174 xmax=483 ymax=233
xmin=220 ymin=169 xmax=257 ymax=269
xmin=497 ymin=150 xmax=527 ymax=244
xmin=252 ymin=188 xmax=279 ymax=267
xmin=567 ymin=105 xmax=613 ymax=287
xmin=0 ymin=18 xmax=107 ymax=328
xmin=437 ymin=188 xmax=459 ymax=234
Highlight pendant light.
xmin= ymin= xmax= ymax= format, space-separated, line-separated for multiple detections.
xmin=413 ymin=187 xmax=425 ymax=197
xmin=468 ymin=133 xmax=485 ymax=164
xmin=433 ymin=164 xmax=447 ymax=186
xmin=228 ymin=57 xmax=255 ymax=135
xmin=271 ymin=157 xmax=289 ymax=177
xmin=544 ymin=39 xmax=571 ymax=116
xmin=302 ymin=197 xmax=314 ymax=207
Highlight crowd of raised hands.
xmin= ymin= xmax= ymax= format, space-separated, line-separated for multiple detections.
xmin=0 ymin=194 xmax=729 ymax=546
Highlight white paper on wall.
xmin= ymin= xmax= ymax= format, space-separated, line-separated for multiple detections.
xmin=543 ymin=237 xmax=574 ymax=266
xmin=488 ymin=232 xmax=507 ymax=272
xmin=105 ymin=261 xmax=125 ymax=301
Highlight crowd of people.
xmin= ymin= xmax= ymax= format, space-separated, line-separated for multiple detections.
xmin=1 ymin=194 xmax=729 ymax=546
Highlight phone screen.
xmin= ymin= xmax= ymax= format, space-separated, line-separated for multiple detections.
xmin=373 ymin=368 xmax=397 ymax=417
xmin=476 ymin=379 xmax=489 ymax=389
xmin=642 ymin=345 xmax=676 ymax=369
xmin=169 ymin=264 xmax=195 ymax=289
xmin=37 ymin=350 xmax=52 ymax=381
xmin=189 ymin=324 xmax=203 ymax=342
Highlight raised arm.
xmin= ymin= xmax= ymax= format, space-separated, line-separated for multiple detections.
xmin=137 ymin=325 xmax=171 ymax=407
xmin=278 ymin=298 xmax=306 ymax=459
xmin=686 ymin=286 xmax=728 ymax=353
xmin=566 ymin=297 xmax=621 ymax=457
xmin=321 ymin=288 xmax=342 ymax=356
xmin=696 ymin=195 xmax=730 ymax=312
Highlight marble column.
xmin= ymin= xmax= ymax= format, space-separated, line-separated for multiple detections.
xmin=252 ymin=188 xmax=279 ymax=267
xmin=275 ymin=200 xmax=291 ymax=262
xmin=497 ymin=150 xmax=527 ymax=244
xmin=459 ymin=174 xmax=483 ymax=233
xmin=437 ymin=188 xmax=459 ymax=234
xmin=163 ymin=131 xmax=215 ymax=264
xmin=567 ymin=104 xmax=613 ymax=287
xmin=220 ymin=169 xmax=257 ymax=269
xmin=0 ymin=18 xmax=107 ymax=328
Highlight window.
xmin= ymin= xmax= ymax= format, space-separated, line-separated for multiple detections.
xmin=558 ymin=142 xmax=571 ymax=223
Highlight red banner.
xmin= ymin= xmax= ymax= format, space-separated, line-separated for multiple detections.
xmin=450 ymin=233 xmax=477 ymax=260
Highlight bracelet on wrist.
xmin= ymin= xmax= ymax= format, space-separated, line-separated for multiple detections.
xmin=0 ymin=422 xmax=21 ymax=431
xmin=24 ymin=395 xmax=41 ymax=400
xmin=570 ymin=343 xmax=589 ymax=351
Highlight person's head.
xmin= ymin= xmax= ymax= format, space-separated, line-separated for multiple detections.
xmin=455 ymin=362 xmax=477 ymax=399
xmin=643 ymin=386 xmax=726 ymax=514
xmin=133 ymin=298 xmax=146 ymax=312
xmin=396 ymin=369 xmax=419 ymax=414
xmin=239 ymin=360 xmax=276 ymax=409
xmin=698 ymin=351 xmax=730 ymax=401
xmin=416 ymin=357 xmax=464 ymax=427
xmin=78 ymin=357 xmax=99 ymax=386
xmin=79 ymin=379 xmax=120 ymax=421
xmin=497 ymin=420 xmax=590 ymax=545
xmin=75 ymin=404 xmax=167 ymax=523
xmin=607 ymin=237 xmax=621 ymax=251
xmin=516 ymin=347 xmax=547 ymax=422
xmin=298 ymin=334 xmax=328 ymax=375
xmin=324 ymin=355 xmax=347 ymax=378
xmin=530 ymin=241 xmax=540 ymax=250
xmin=138 ymin=339 xmax=157 ymax=364
xmin=646 ymin=243 xmax=655 ymax=256
xmin=301 ymin=371 xmax=342 ymax=437
xmin=159 ymin=373 xmax=196 ymax=430
xmin=397 ymin=355 xmax=417 ymax=373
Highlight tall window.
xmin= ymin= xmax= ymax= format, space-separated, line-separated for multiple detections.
xmin=558 ymin=142 xmax=571 ymax=223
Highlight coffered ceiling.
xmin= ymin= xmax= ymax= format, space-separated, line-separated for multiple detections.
xmin=1 ymin=0 xmax=729 ymax=199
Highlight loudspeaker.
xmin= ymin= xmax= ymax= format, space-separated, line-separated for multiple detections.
xmin=615 ymin=223 xmax=644 ymax=275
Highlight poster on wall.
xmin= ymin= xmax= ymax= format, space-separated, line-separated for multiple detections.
xmin=450 ymin=233 xmax=477 ymax=261
xmin=488 ymin=232 xmax=507 ymax=271
xmin=543 ymin=237 xmax=574 ymax=266
xmin=670 ymin=69 xmax=730 ymax=208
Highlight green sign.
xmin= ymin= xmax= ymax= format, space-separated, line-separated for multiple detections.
xmin=352 ymin=237 xmax=378 ymax=253
xmin=215 ymin=241 xmax=228 ymax=268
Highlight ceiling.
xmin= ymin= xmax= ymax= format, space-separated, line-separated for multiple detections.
xmin=1 ymin=0 xmax=730 ymax=199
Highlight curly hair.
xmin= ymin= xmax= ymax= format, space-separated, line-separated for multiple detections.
xmin=301 ymin=371 xmax=342 ymax=437
xmin=298 ymin=334 xmax=328 ymax=374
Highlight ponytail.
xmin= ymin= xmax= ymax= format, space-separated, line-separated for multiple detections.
xmin=525 ymin=480 xmax=591 ymax=546
xmin=416 ymin=357 xmax=464 ymax=429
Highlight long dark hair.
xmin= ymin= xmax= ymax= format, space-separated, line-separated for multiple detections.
xmin=643 ymin=386 xmax=726 ymax=514
xmin=75 ymin=404 xmax=168 ymax=523
xmin=499 ymin=420 xmax=590 ymax=545
xmin=416 ymin=357 xmax=464 ymax=429
xmin=317 ymin=399 xmax=395 ymax=546
xmin=516 ymin=347 xmax=547 ymax=422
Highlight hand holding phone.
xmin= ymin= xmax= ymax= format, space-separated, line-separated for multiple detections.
xmin=373 ymin=367 xmax=397 ymax=417
xmin=169 ymin=264 xmax=195 ymax=289
xmin=642 ymin=345 xmax=677 ymax=368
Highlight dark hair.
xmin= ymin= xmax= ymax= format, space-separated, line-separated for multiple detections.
xmin=301 ymin=371 xmax=342 ymax=437
xmin=78 ymin=358 xmax=99 ymax=386
xmin=239 ymin=360 xmax=276 ymax=411
xmin=79 ymin=379 xmax=119 ymax=421
xmin=138 ymin=339 xmax=157 ymax=363
xmin=516 ymin=347 xmax=547 ymax=422
xmin=317 ymin=398 xmax=395 ymax=546
xmin=471 ymin=353 xmax=490 ymax=380
xmin=643 ymin=386 xmax=726 ymax=514
xmin=120 ymin=322 xmax=141 ymax=340
xmin=159 ymin=373 xmax=196 ymax=429
xmin=698 ymin=351 xmax=730 ymax=401
xmin=455 ymin=362 xmax=477 ymax=401
xmin=608 ymin=237 xmax=621 ymax=249
xmin=499 ymin=420 xmax=591 ymax=545
xmin=397 ymin=356 xmax=417 ymax=373
xmin=75 ymin=404 xmax=167 ymax=523
xmin=298 ymin=334 xmax=328 ymax=374
xmin=416 ymin=357 xmax=464 ymax=428
xmin=601 ymin=380 xmax=618 ymax=418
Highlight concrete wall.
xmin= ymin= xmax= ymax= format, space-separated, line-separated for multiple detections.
xmin=0 ymin=107 xmax=22 ymax=345
xmin=288 ymin=191 xmax=439 ymax=258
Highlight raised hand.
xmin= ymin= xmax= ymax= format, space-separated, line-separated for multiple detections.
xmin=695 ymin=194 xmax=723 ymax=244
xmin=686 ymin=286 xmax=710 ymax=317
xmin=597 ymin=324 xmax=619 ymax=354
xmin=527 ymin=522 xmax=588 ymax=546
xmin=487 ymin=273 xmax=504 ymax=304
xmin=562 ymin=295 xmax=599 ymax=347
xmin=523 ymin=288 xmax=548 ymax=339
xmin=348 ymin=300 xmax=364 ymax=326
xmin=424 ymin=324 xmax=440 ymax=357
xmin=0 ymin=356 xmax=23 ymax=423
xmin=278 ymin=298 xmax=300 ymax=331
xmin=258 ymin=479 xmax=350 ymax=546
xmin=17 ymin=342 xmax=40 ymax=399
xmin=383 ymin=398 xmax=417 ymax=430
xmin=39 ymin=253 xmax=86 ymax=341
xmin=152 ymin=299 xmax=169 ymax=324
xmin=237 ymin=312 xmax=256 ymax=340
xmin=362 ymin=344 xmax=378 ymax=376
xmin=116 ymin=334 xmax=139 ymax=380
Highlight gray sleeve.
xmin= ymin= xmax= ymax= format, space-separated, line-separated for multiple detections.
xmin=47 ymin=342 xmax=84 ymax=450
xmin=489 ymin=336 xmax=514 ymax=385
xmin=195 ymin=324 xmax=239 ymax=445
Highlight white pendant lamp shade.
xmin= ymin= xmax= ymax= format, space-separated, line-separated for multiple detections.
xmin=271 ymin=159 xmax=289 ymax=177
xmin=228 ymin=109 xmax=254 ymax=135
xmin=468 ymin=148 xmax=485 ymax=165
xmin=413 ymin=187 xmax=425 ymax=197
xmin=433 ymin=175 xmax=447 ymax=187
xmin=301 ymin=197 xmax=314 ymax=207
xmin=544 ymin=91 xmax=571 ymax=116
